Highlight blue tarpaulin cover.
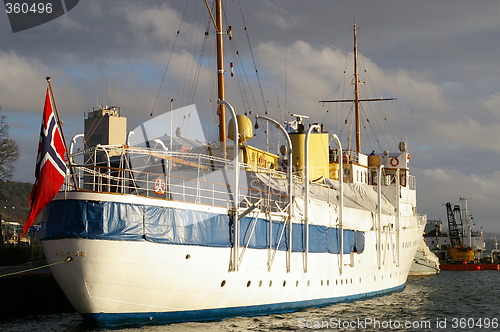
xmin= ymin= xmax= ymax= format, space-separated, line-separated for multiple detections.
xmin=42 ymin=200 xmax=364 ymax=254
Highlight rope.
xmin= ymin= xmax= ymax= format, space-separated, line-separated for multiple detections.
xmin=0 ymin=257 xmax=73 ymax=278
xmin=186 ymin=21 xmax=210 ymax=105
xmin=182 ymin=1 xmax=207 ymax=107
xmin=237 ymin=0 xmax=267 ymax=115
xmin=150 ymin=0 xmax=190 ymax=117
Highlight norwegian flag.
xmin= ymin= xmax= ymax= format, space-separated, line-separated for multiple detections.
xmin=21 ymin=88 xmax=67 ymax=237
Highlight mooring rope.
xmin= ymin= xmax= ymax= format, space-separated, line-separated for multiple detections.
xmin=0 ymin=256 xmax=73 ymax=278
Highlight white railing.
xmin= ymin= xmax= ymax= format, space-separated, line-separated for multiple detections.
xmin=64 ymin=145 xmax=289 ymax=213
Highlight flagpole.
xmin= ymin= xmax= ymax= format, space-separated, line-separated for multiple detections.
xmin=45 ymin=76 xmax=78 ymax=188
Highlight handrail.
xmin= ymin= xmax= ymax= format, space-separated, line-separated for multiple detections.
xmin=304 ymin=124 xmax=321 ymax=273
xmin=66 ymin=163 xmax=289 ymax=211
xmin=217 ymin=99 xmax=240 ymax=272
xmin=255 ymin=115 xmax=293 ymax=272
xmin=331 ymin=134 xmax=344 ymax=273
xmin=96 ymin=144 xmax=111 ymax=192
xmin=377 ymin=164 xmax=385 ymax=269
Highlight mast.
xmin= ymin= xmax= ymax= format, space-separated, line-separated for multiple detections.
xmin=216 ymin=0 xmax=227 ymax=156
xmin=353 ymin=23 xmax=361 ymax=153
xmin=319 ymin=23 xmax=396 ymax=154
xmin=205 ymin=0 xmax=227 ymax=156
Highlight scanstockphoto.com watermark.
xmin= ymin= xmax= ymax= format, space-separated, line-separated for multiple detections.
xmin=298 ymin=317 xmax=499 ymax=330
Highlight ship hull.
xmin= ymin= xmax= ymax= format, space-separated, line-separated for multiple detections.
xmin=44 ymin=238 xmax=410 ymax=326
xmin=42 ymin=192 xmax=424 ymax=326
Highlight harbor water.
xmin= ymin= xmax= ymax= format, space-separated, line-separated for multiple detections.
xmin=1 ymin=270 xmax=498 ymax=331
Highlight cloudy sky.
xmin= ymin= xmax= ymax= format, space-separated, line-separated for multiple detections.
xmin=2 ymin=0 xmax=500 ymax=234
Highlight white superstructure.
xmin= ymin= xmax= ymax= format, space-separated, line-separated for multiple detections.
xmin=42 ymin=141 xmax=425 ymax=326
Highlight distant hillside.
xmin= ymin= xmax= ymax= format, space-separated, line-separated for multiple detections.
xmin=0 ymin=180 xmax=35 ymax=224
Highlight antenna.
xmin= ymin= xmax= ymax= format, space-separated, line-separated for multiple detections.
xmin=291 ymin=113 xmax=309 ymax=123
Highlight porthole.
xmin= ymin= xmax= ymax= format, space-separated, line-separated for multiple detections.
xmin=283 ymin=280 xmax=286 ymax=287
xmin=259 ymin=280 xmax=262 ymax=287
xmin=185 ymin=254 xmax=191 ymax=259
xmin=247 ymin=281 xmax=251 ymax=287
xmin=296 ymin=280 xmax=299 ymax=287
xmin=220 ymin=280 xmax=226 ymax=287
xmin=269 ymin=280 xmax=273 ymax=287
xmin=307 ymin=280 xmax=310 ymax=286
xmin=327 ymin=280 xmax=330 ymax=286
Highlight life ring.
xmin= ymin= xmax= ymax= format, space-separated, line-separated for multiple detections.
xmin=390 ymin=157 xmax=399 ymax=167
xmin=153 ymin=177 xmax=166 ymax=195
xmin=258 ymin=155 xmax=266 ymax=168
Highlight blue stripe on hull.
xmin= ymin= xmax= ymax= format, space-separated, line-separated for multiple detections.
xmin=81 ymin=284 xmax=405 ymax=327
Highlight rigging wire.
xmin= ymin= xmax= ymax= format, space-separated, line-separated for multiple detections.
xmin=227 ymin=34 xmax=254 ymax=115
xmin=321 ymin=57 xmax=352 ymax=126
xmin=205 ymin=14 xmax=219 ymax=141
xmin=209 ymin=0 xmax=279 ymax=152
xmin=221 ymin=1 xmax=260 ymax=117
xmin=200 ymin=0 xmax=224 ymax=142
xmin=84 ymin=1 xmax=171 ymax=146
xmin=272 ymin=0 xmax=351 ymax=58
xmin=272 ymin=69 xmax=285 ymax=123
xmin=181 ymin=1 xmax=205 ymax=108
xmin=322 ymin=46 xmax=400 ymax=153
xmin=150 ymin=1 xmax=190 ymax=117
xmin=236 ymin=0 xmax=268 ymax=115
xmin=284 ymin=48 xmax=287 ymax=119
xmin=186 ymin=22 xmax=211 ymax=105
xmin=357 ymin=55 xmax=398 ymax=150
xmin=362 ymin=67 xmax=399 ymax=148
xmin=109 ymin=1 xmax=168 ymax=104
xmin=271 ymin=0 xmax=354 ymax=61
xmin=321 ymin=53 xmax=353 ymax=149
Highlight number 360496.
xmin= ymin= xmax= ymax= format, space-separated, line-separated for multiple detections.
xmin=5 ymin=2 xmax=53 ymax=14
